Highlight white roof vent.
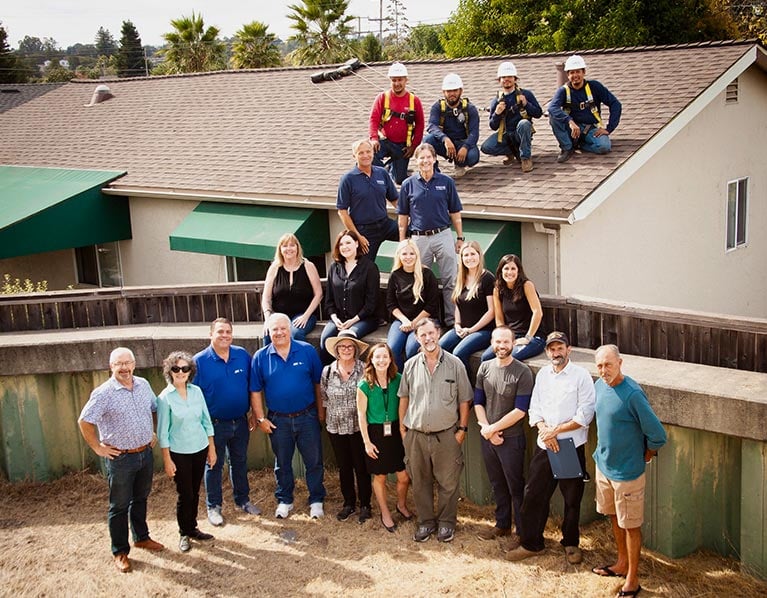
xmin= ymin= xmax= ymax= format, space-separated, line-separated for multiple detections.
xmin=86 ymin=84 xmax=114 ymax=106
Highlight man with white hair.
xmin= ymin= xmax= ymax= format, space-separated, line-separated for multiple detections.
xmin=548 ymin=54 xmax=622 ymax=163
xmin=79 ymin=347 xmax=164 ymax=573
xmin=250 ymin=313 xmax=326 ymax=519
xmin=369 ymin=61 xmax=425 ymax=184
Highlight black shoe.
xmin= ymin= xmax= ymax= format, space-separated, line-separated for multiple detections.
xmin=336 ymin=505 xmax=356 ymax=521
xmin=557 ymin=148 xmax=574 ymax=163
xmin=358 ymin=506 xmax=372 ymax=524
xmin=437 ymin=526 xmax=455 ymax=542
xmin=396 ymin=505 xmax=413 ymax=521
xmin=189 ymin=529 xmax=214 ymax=540
xmin=381 ymin=515 xmax=397 ymax=533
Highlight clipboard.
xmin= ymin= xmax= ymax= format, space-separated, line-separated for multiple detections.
xmin=546 ymin=437 xmax=584 ymax=479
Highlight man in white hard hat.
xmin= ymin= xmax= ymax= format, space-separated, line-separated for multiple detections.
xmin=369 ymin=62 xmax=425 ymax=184
xmin=480 ymin=62 xmax=542 ymax=173
xmin=548 ymin=54 xmax=622 ymax=163
xmin=423 ymin=73 xmax=480 ymax=178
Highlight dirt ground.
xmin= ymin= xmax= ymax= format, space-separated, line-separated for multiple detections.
xmin=1 ymin=468 xmax=764 ymax=598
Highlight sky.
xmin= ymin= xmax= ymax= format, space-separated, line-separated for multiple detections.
xmin=3 ymin=0 xmax=460 ymax=49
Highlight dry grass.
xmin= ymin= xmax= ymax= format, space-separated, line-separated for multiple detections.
xmin=0 ymin=469 xmax=764 ymax=598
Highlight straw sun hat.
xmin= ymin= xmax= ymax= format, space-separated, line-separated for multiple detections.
xmin=325 ymin=330 xmax=370 ymax=358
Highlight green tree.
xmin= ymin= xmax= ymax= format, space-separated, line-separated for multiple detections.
xmin=159 ymin=12 xmax=227 ymax=73
xmin=386 ymin=0 xmax=409 ymax=44
xmin=230 ymin=21 xmax=281 ymax=68
xmin=117 ymin=20 xmax=146 ymax=77
xmin=95 ymin=27 xmax=117 ymax=57
xmin=0 ymin=22 xmax=25 ymax=83
xmin=360 ymin=33 xmax=383 ymax=62
xmin=406 ymin=23 xmax=445 ymax=57
xmin=42 ymin=61 xmax=72 ymax=82
xmin=286 ymin=0 xmax=355 ymax=65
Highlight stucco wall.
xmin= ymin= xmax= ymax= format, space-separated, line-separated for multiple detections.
xmin=560 ymin=66 xmax=767 ymax=318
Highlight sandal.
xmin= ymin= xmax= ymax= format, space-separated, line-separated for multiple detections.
xmin=592 ymin=565 xmax=624 ymax=577
xmin=617 ymin=586 xmax=641 ymax=597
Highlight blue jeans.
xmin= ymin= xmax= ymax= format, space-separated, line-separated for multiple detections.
xmin=263 ymin=313 xmax=317 ymax=345
xmin=549 ymin=115 xmax=611 ymax=154
xmin=373 ymin=138 xmax=411 ymax=184
xmin=320 ymin=318 xmax=379 ymax=364
xmin=481 ymin=433 xmax=526 ymax=532
xmin=481 ymin=119 xmax=534 ymax=159
xmin=423 ymin=133 xmax=480 ymax=167
xmin=357 ymin=218 xmax=399 ymax=263
xmin=481 ymin=334 xmax=546 ymax=362
xmin=439 ymin=328 xmax=492 ymax=370
xmin=387 ymin=320 xmax=422 ymax=371
xmin=106 ymin=447 xmax=154 ymax=555
xmin=269 ymin=408 xmax=326 ymax=505
xmin=205 ymin=416 xmax=250 ymax=509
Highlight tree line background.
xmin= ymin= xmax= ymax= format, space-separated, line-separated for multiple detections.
xmin=1 ymin=0 xmax=765 ymax=83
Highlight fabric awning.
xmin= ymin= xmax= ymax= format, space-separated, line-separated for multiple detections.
xmin=169 ymin=202 xmax=330 ymax=260
xmin=0 ymin=165 xmax=129 ymax=259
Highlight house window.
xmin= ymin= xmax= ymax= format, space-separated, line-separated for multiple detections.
xmin=726 ymin=178 xmax=748 ymax=251
xmin=75 ymin=242 xmax=123 ymax=286
xmin=725 ymin=79 xmax=738 ymax=104
xmin=226 ymin=255 xmax=327 ymax=282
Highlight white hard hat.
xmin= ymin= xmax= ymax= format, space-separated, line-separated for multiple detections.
xmin=496 ymin=62 xmax=517 ymax=78
xmin=442 ymin=73 xmax=463 ymax=90
xmin=388 ymin=62 xmax=408 ymax=77
xmin=564 ymin=55 xmax=587 ymax=71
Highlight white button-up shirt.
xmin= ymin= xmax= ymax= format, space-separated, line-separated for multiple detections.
xmin=528 ymin=360 xmax=595 ymax=449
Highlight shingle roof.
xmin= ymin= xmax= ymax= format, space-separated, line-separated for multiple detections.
xmin=0 ymin=83 xmax=64 ymax=113
xmin=0 ymin=41 xmax=759 ymax=220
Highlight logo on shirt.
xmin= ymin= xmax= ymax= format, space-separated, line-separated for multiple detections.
xmin=376 ymin=180 xmax=385 ymax=186
xmin=436 ymin=185 xmax=446 ymax=191
xmin=234 ymin=369 xmax=245 ymax=375
xmin=292 ymin=361 xmax=304 ymax=367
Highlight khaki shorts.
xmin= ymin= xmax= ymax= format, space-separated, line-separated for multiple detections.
xmin=595 ymin=466 xmax=646 ymax=529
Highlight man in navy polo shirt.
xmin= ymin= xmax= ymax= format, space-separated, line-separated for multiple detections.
xmin=194 ymin=318 xmax=261 ymax=527
xmin=397 ymin=142 xmax=464 ymax=327
xmin=337 ymin=138 xmax=399 ymax=263
xmin=250 ymin=312 xmax=326 ymax=519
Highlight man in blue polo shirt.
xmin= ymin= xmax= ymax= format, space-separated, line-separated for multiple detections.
xmin=250 ymin=312 xmax=326 ymax=519
xmin=194 ymin=318 xmax=260 ymax=527
xmin=398 ymin=142 xmax=464 ymax=327
xmin=337 ymin=138 xmax=399 ymax=262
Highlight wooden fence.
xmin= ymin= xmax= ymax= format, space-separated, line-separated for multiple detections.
xmin=1 ymin=284 xmax=765 ymax=373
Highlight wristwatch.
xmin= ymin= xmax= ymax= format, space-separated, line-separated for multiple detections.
xmin=456 ymin=425 xmax=468 ymax=432
xmin=456 ymin=236 xmax=465 ymax=241
xmin=257 ymin=417 xmax=266 ymax=424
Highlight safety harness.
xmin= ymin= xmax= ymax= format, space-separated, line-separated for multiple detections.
xmin=439 ymin=98 xmax=470 ymax=137
xmin=496 ymin=86 xmax=534 ymax=141
xmin=563 ymin=81 xmax=603 ymax=128
xmin=381 ymin=91 xmax=417 ymax=147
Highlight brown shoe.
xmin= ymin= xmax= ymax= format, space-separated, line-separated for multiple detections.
xmin=477 ymin=526 xmax=511 ymax=541
xmin=564 ymin=545 xmax=583 ymax=564
xmin=504 ymin=545 xmax=542 ymax=562
xmin=114 ymin=553 xmax=131 ymax=573
xmin=502 ymin=155 xmax=516 ymax=166
xmin=521 ymin=158 xmax=533 ymax=172
xmin=134 ymin=537 xmax=165 ymax=551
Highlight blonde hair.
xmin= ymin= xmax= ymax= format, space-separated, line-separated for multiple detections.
xmin=273 ymin=233 xmax=305 ymax=267
xmin=392 ymin=239 xmax=424 ymax=304
xmin=453 ymin=240 xmax=486 ymax=302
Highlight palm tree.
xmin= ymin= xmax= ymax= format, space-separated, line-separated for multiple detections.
xmin=230 ymin=21 xmax=282 ymax=69
xmin=159 ymin=12 xmax=226 ymax=74
xmin=286 ymin=0 xmax=355 ymax=66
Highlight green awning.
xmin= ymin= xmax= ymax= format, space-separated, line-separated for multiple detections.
xmin=0 ymin=166 xmax=129 ymax=259
xmin=375 ymin=219 xmax=521 ymax=274
xmin=169 ymin=202 xmax=330 ymax=260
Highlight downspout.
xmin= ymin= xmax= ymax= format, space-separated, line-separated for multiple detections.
xmin=534 ymin=222 xmax=560 ymax=295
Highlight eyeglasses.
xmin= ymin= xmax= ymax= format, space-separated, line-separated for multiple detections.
xmin=112 ymin=360 xmax=135 ymax=367
xmin=170 ymin=365 xmax=192 ymax=373
xmin=337 ymin=344 xmax=356 ymax=351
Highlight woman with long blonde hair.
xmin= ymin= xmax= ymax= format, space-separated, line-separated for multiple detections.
xmin=386 ymin=239 xmax=440 ymax=370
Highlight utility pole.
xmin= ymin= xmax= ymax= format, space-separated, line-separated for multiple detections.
xmin=369 ymin=0 xmax=385 ymax=43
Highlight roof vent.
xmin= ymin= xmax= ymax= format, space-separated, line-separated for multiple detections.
xmin=725 ymin=79 xmax=738 ymax=104
xmin=555 ymin=62 xmax=567 ymax=88
xmin=86 ymin=84 xmax=114 ymax=106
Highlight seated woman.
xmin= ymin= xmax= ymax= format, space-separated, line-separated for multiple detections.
xmin=157 ymin=351 xmax=217 ymax=553
xmin=356 ymin=343 xmax=413 ymax=533
xmin=481 ymin=254 xmax=545 ymax=362
xmin=439 ymin=240 xmax=495 ymax=369
xmin=262 ymin=233 xmax=322 ymax=344
xmin=386 ymin=239 xmax=440 ymax=371
xmin=320 ymin=230 xmax=380 ymax=364
xmin=320 ymin=330 xmax=372 ymax=523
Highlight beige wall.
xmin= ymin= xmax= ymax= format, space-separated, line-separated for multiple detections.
xmin=521 ymin=222 xmax=554 ymax=295
xmin=119 ymin=196 xmax=226 ymax=286
xmin=560 ymin=67 xmax=767 ymax=318
xmin=0 ymin=250 xmax=77 ymax=291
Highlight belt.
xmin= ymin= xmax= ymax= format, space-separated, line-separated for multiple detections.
xmin=269 ymin=405 xmax=316 ymax=418
xmin=119 ymin=443 xmax=150 ymax=454
xmin=411 ymin=226 xmax=449 ymax=236
xmin=411 ymin=426 xmax=453 ymax=436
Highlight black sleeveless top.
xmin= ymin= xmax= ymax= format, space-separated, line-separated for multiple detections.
xmin=272 ymin=262 xmax=314 ymax=316
xmin=500 ymin=284 xmax=543 ymax=337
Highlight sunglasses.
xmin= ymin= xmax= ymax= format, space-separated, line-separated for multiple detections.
xmin=170 ymin=365 xmax=192 ymax=373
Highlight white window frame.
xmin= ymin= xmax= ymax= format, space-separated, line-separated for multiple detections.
xmin=725 ymin=177 xmax=748 ymax=252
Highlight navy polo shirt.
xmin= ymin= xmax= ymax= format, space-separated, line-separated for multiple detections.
xmin=250 ymin=340 xmax=322 ymax=414
xmin=336 ymin=165 xmax=398 ymax=226
xmin=398 ymin=171 xmax=462 ymax=232
xmin=193 ymin=344 xmax=251 ymax=420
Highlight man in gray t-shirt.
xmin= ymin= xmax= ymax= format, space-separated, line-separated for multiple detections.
xmin=474 ymin=326 xmax=533 ymax=541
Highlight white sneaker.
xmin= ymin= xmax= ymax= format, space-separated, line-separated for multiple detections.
xmin=207 ymin=506 xmax=224 ymax=527
xmin=310 ymin=502 xmax=324 ymax=519
xmin=275 ymin=503 xmax=294 ymax=519
xmin=453 ymin=165 xmax=467 ymax=178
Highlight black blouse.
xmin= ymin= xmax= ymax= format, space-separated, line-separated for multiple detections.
xmin=324 ymin=259 xmax=380 ymax=321
xmin=386 ymin=267 xmax=440 ymax=321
